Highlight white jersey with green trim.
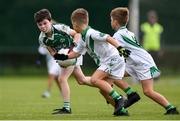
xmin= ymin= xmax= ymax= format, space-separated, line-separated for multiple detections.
xmin=113 ymin=26 xmax=157 ymax=68
xmin=73 ymin=27 xmax=121 ymax=66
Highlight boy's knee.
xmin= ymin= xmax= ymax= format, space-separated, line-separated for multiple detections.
xmin=76 ymin=77 xmax=86 ymax=85
xmin=58 ymin=77 xmax=66 ymax=84
xmin=90 ymin=78 xmax=98 ymax=85
xmin=77 ymin=80 xmax=84 ymax=85
xmin=143 ymin=89 xmax=153 ymax=97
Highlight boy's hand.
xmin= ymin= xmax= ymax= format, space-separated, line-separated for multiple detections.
xmin=53 ymin=53 xmax=68 ymax=60
xmin=117 ymin=46 xmax=131 ymax=58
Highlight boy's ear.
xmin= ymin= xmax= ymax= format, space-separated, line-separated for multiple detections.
xmin=114 ymin=20 xmax=120 ymax=26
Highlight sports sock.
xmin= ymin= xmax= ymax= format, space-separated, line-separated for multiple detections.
xmin=120 ymin=107 xmax=127 ymax=113
xmin=109 ymin=89 xmax=122 ymax=101
xmin=63 ymin=102 xmax=70 ymax=110
xmin=165 ymin=103 xmax=175 ymax=111
xmin=124 ymin=87 xmax=135 ymax=95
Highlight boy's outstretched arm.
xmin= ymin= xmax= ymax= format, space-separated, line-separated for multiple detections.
xmin=106 ymin=36 xmax=131 ymax=58
xmin=106 ymin=36 xmax=121 ymax=48
xmin=53 ymin=50 xmax=81 ymax=61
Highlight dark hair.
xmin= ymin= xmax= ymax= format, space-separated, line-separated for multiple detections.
xmin=110 ymin=7 xmax=129 ymax=26
xmin=34 ymin=9 xmax=52 ymax=23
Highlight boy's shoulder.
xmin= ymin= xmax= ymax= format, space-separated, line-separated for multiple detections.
xmin=53 ymin=23 xmax=70 ymax=34
xmin=114 ymin=28 xmax=134 ymax=38
xmin=38 ymin=32 xmax=46 ymax=40
xmin=53 ymin=23 xmax=69 ymax=29
xmin=114 ymin=28 xmax=126 ymax=35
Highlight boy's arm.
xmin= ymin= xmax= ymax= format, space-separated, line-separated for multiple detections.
xmin=53 ymin=34 xmax=85 ymax=60
xmin=53 ymin=50 xmax=80 ymax=61
xmin=106 ymin=36 xmax=131 ymax=58
xmin=68 ymin=51 xmax=81 ymax=59
xmin=46 ymin=46 xmax=56 ymax=56
xmin=106 ymin=36 xmax=121 ymax=48
xmin=73 ymin=33 xmax=81 ymax=44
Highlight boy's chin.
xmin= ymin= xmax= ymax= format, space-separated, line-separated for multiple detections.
xmin=44 ymin=29 xmax=51 ymax=33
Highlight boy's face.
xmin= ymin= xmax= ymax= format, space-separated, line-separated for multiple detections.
xmin=37 ymin=19 xmax=52 ymax=33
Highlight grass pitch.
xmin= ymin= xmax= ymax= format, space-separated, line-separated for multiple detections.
xmin=0 ymin=74 xmax=180 ymax=120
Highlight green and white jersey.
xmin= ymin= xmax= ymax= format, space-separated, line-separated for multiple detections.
xmin=73 ymin=26 xmax=120 ymax=66
xmin=113 ymin=26 xmax=155 ymax=65
xmin=39 ymin=24 xmax=74 ymax=52
xmin=113 ymin=26 xmax=160 ymax=80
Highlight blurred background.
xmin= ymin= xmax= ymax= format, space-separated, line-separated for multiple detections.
xmin=0 ymin=0 xmax=180 ymax=76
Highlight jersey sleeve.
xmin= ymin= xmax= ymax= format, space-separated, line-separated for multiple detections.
xmin=113 ymin=32 xmax=125 ymax=47
xmin=73 ymin=37 xmax=87 ymax=55
xmin=54 ymin=24 xmax=72 ymax=35
xmin=39 ymin=33 xmax=47 ymax=48
xmin=91 ymin=30 xmax=109 ymax=42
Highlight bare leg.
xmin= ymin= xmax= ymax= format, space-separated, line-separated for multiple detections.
xmin=54 ymin=76 xmax=61 ymax=91
xmin=141 ymin=79 xmax=169 ymax=107
xmin=113 ymin=79 xmax=129 ymax=90
xmin=73 ymin=66 xmax=93 ymax=86
xmin=58 ymin=66 xmax=74 ymax=102
xmin=90 ymin=70 xmax=113 ymax=93
xmin=99 ymin=89 xmax=115 ymax=107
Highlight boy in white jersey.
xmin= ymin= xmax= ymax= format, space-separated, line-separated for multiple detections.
xmin=108 ymin=7 xmax=179 ymax=115
xmin=38 ymin=46 xmax=61 ymax=98
xmin=34 ymin=9 xmax=93 ymax=114
xmin=54 ymin=8 xmax=141 ymax=116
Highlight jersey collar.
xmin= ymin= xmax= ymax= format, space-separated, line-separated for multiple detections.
xmin=81 ymin=26 xmax=91 ymax=41
xmin=118 ymin=26 xmax=127 ymax=30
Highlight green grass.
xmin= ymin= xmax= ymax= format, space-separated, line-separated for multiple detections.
xmin=0 ymin=75 xmax=180 ymax=120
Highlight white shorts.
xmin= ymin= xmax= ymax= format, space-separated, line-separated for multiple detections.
xmin=98 ymin=55 xmax=125 ymax=80
xmin=47 ymin=58 xmax=61 ymax=76
xmin=75 ymin=55 xmax=83 ymax=66
xmin=126 ymin=63 xmax=160 ymax=81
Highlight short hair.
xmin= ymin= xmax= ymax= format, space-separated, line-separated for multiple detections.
xmin=110 ymin=7 xmax=129 ymax=26
xmin=34 ymin=9 xmax=52 ymax=23
xmin=71 ymin=8 xmax=89 ymax=25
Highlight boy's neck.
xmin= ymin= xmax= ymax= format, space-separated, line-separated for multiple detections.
xmin=81 ymin=26 xmax=90 ymax=37
xmin=80 ymin=24 xmax=89 ymax=33
xmin=116 ymin=25 xmax=126 ymax=31
xmin=46 ymin=26 xmax=53 ymax=37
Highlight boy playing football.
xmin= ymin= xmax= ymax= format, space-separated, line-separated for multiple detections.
xmin=108 ymin=7 xmax=179 ymax=115
xmin=54 ymin=8 xmax=141 ymax=116
xmin=34 ymin=8 xmax=93 ymax=114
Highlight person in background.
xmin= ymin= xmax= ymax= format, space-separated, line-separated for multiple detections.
xmin=140 ymin=10 xmax=164 ymax=66
xmin=38 ymin=46 xmax=61 ymax=98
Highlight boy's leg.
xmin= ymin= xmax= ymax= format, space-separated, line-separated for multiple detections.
xmin=141 ymin=79 xmax=179 ymax=115
xmin=99 ymin=79 xmax=115 ymax=107
xmin=114 ymin=79 xmax=140 ymax=108
xmin=73 ymin=66 xmax=93 ymax=86
xmin=91 ymin=70 xmax=128 ymax=116
xmin=52 ymin=66 xmax=75 ymax=114
xmin=55 ymin=76 xmax=61 ymax=91
xmin=99 ymin=78 xmax=140 ymax=109
xmin=42 ymin=74 xmax=56 ymax=98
